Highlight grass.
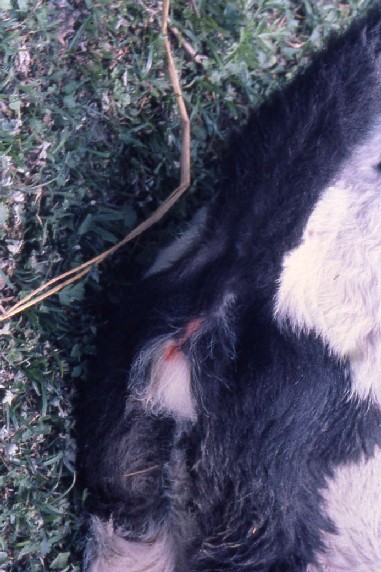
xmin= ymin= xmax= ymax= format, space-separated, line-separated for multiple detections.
xmin=0 ymin=0 xmax=374 ymax=569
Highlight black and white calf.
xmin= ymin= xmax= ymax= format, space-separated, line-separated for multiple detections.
xmin=79 ymin=8 xmax=381 ymax=571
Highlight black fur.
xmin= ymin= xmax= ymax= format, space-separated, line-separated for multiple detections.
xmin=78 ymin=8 xmax=381 ymax=571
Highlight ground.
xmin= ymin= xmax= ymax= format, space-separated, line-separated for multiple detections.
xmin=0 ymin=0 xmax=372 ymax=570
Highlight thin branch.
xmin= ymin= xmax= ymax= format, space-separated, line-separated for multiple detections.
xmin=191 ymin=0 xmax=201 ymax=18
xmin=170 ymin=26 xmax=207 ymax=64
xmin=5 ymin=0 xmax=43 ymax=31
xmin=162 ymin=0 xmax=191 ymax=187
xmin=123 ymin=465 xmax=161 ymax=478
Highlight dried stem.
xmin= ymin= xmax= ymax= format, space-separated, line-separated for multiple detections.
xmin=124 ymin=465 xmax=161 ymax=478
xmin=170 ymin=26 xmax=206 ymax=64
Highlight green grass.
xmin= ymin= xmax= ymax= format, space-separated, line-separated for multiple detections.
xmin=0 ymin=0 xmax=374 ymax=569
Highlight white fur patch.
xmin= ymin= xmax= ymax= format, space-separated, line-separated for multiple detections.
xmin=307 ymin=447 xmax=381 ymax=571
xmin=132 ymin=335 xmax=197 ymax=421
xmin=275 ymin=124 xmax=381 ymax=405
xmin=86 ymin=519 xmax=176 ymax=572
xmin=144 ymin=338 xmax=197 ymax=421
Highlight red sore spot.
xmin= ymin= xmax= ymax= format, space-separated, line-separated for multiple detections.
xmin=184 ymin=317 xmax=203 ymax=338
xmin=162 ymin=317 xmax=203 ymax=362
xmin=178 ymin=317 xmax=204 ymax=346
xmin=163 ymin=342 xmax=181 ymax=362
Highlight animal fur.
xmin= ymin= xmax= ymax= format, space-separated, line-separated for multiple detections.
xmin=79 ymin=8 xmax=381 ymax=571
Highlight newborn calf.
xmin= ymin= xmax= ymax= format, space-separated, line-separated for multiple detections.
xmin=79 ymin=8 xmax=381 ymax=571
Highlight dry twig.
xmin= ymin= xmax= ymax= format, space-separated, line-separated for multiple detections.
xmin=170 ymin=26 xmax=207 ymax=64
xmin=124 ymin=465 xmax=161 ymax=478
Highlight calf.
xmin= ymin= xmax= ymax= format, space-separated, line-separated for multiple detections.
xmin=79 ymin=8 xmax=381 ymax=571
